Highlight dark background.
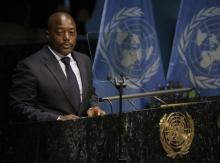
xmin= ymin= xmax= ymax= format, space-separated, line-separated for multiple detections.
xmin=0 ymin=0 xmax=181 ymax=123
xmin=0 ymin=0 xmax=181 ymax=68
xmin=0 ymin=0 xmax=97 ymax=34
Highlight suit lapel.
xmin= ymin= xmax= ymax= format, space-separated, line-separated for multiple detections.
xmin=42 ymin=47 xmax=78 ymax=113
xmin=72 ymin=52 xmax=88 ymax=102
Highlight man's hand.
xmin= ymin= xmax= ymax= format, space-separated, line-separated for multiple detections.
xmin=57 ymin=114 xmax=79 ymax=121
xmin=87 ymin=106 xmax=106 ymax=118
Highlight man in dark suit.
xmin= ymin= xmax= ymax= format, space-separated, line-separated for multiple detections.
xmin=9 ymin=11 xmax=105 ymax=121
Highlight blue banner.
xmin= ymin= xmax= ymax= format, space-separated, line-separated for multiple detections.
xmin=92 ymin=0 xmax=166 ymax=113
xmin=167 ymin=0 xmax=220 ymax=96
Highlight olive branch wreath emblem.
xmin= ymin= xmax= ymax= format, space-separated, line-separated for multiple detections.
xmin=99 ymin=7 xmax=161 ymax=87
xmin=159 ymin=112 xmax=194 ymax=159
xmin=178 ymin=7 xmax=220 ymax=89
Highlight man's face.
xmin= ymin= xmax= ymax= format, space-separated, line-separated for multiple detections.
xmin=47 ymin=15 xmax=77 ymax=55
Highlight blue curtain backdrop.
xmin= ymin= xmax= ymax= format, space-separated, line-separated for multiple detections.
xmin=166 ymin=0 xmax=220 ymax=96
xmin=92 ymin=0 xmax=166 ymax=113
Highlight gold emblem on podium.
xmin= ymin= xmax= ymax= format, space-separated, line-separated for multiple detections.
xmin=159 ymin=112 xmax=194 ymax=159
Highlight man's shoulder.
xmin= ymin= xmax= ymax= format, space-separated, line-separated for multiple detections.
xmin=21 ymin=46 xmax=49 ymax=63
xmin=73 ymin=50 xmax=91 ymax=61
xmin=73 ymin=50 xmax=88 ymax=56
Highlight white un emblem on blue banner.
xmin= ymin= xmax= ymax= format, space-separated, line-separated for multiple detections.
xmin=98 ymin=7 xmax=161 ymax=89
xmin=178 ymin=7 xmax=220 ymax=89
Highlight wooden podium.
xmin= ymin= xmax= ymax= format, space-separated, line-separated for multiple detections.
xmin=1 ymin=97 xmax=220 ymax=163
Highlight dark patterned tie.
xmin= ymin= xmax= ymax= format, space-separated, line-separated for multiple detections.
xmin=61 ymin=57 xmax=81 ymax=111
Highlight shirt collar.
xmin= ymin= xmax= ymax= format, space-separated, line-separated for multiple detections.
xmin=48 ymin=46 xmax=74 ymax=62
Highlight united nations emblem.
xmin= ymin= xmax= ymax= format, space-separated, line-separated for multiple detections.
xmin=98 ymin=7 xmax=161 ymax=89
xmin=159 ymin=112 xmax=194 ymax=159
xmin=178 ymin=7 xmax=220 ymax=89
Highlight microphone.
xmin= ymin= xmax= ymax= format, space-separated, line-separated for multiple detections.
xmin=107 ymin=75 xmax=126 ymax=87
xmin=125 ymin=78 xmax=168 ymax=106
xmin=107 ymin=75 xmax=140 ymax=110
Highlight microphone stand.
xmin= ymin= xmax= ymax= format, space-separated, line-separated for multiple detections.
xmin=114 ymin=76 xmax=127 ymax=163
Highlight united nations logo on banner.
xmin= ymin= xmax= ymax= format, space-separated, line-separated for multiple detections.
xmin=98 ymin=7 xmax=161 ymax=89
xmin=159 ymin=112 xmax=194 ymax=159
xmin=178 ymin=7 xmax=220 ymax=89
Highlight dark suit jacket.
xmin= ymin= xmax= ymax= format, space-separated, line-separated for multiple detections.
xmin=9 ymin=46 xmax=98 ymax=121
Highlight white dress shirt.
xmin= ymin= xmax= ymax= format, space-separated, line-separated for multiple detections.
xmin=48 ymin=46 xmax=83 ymax=101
